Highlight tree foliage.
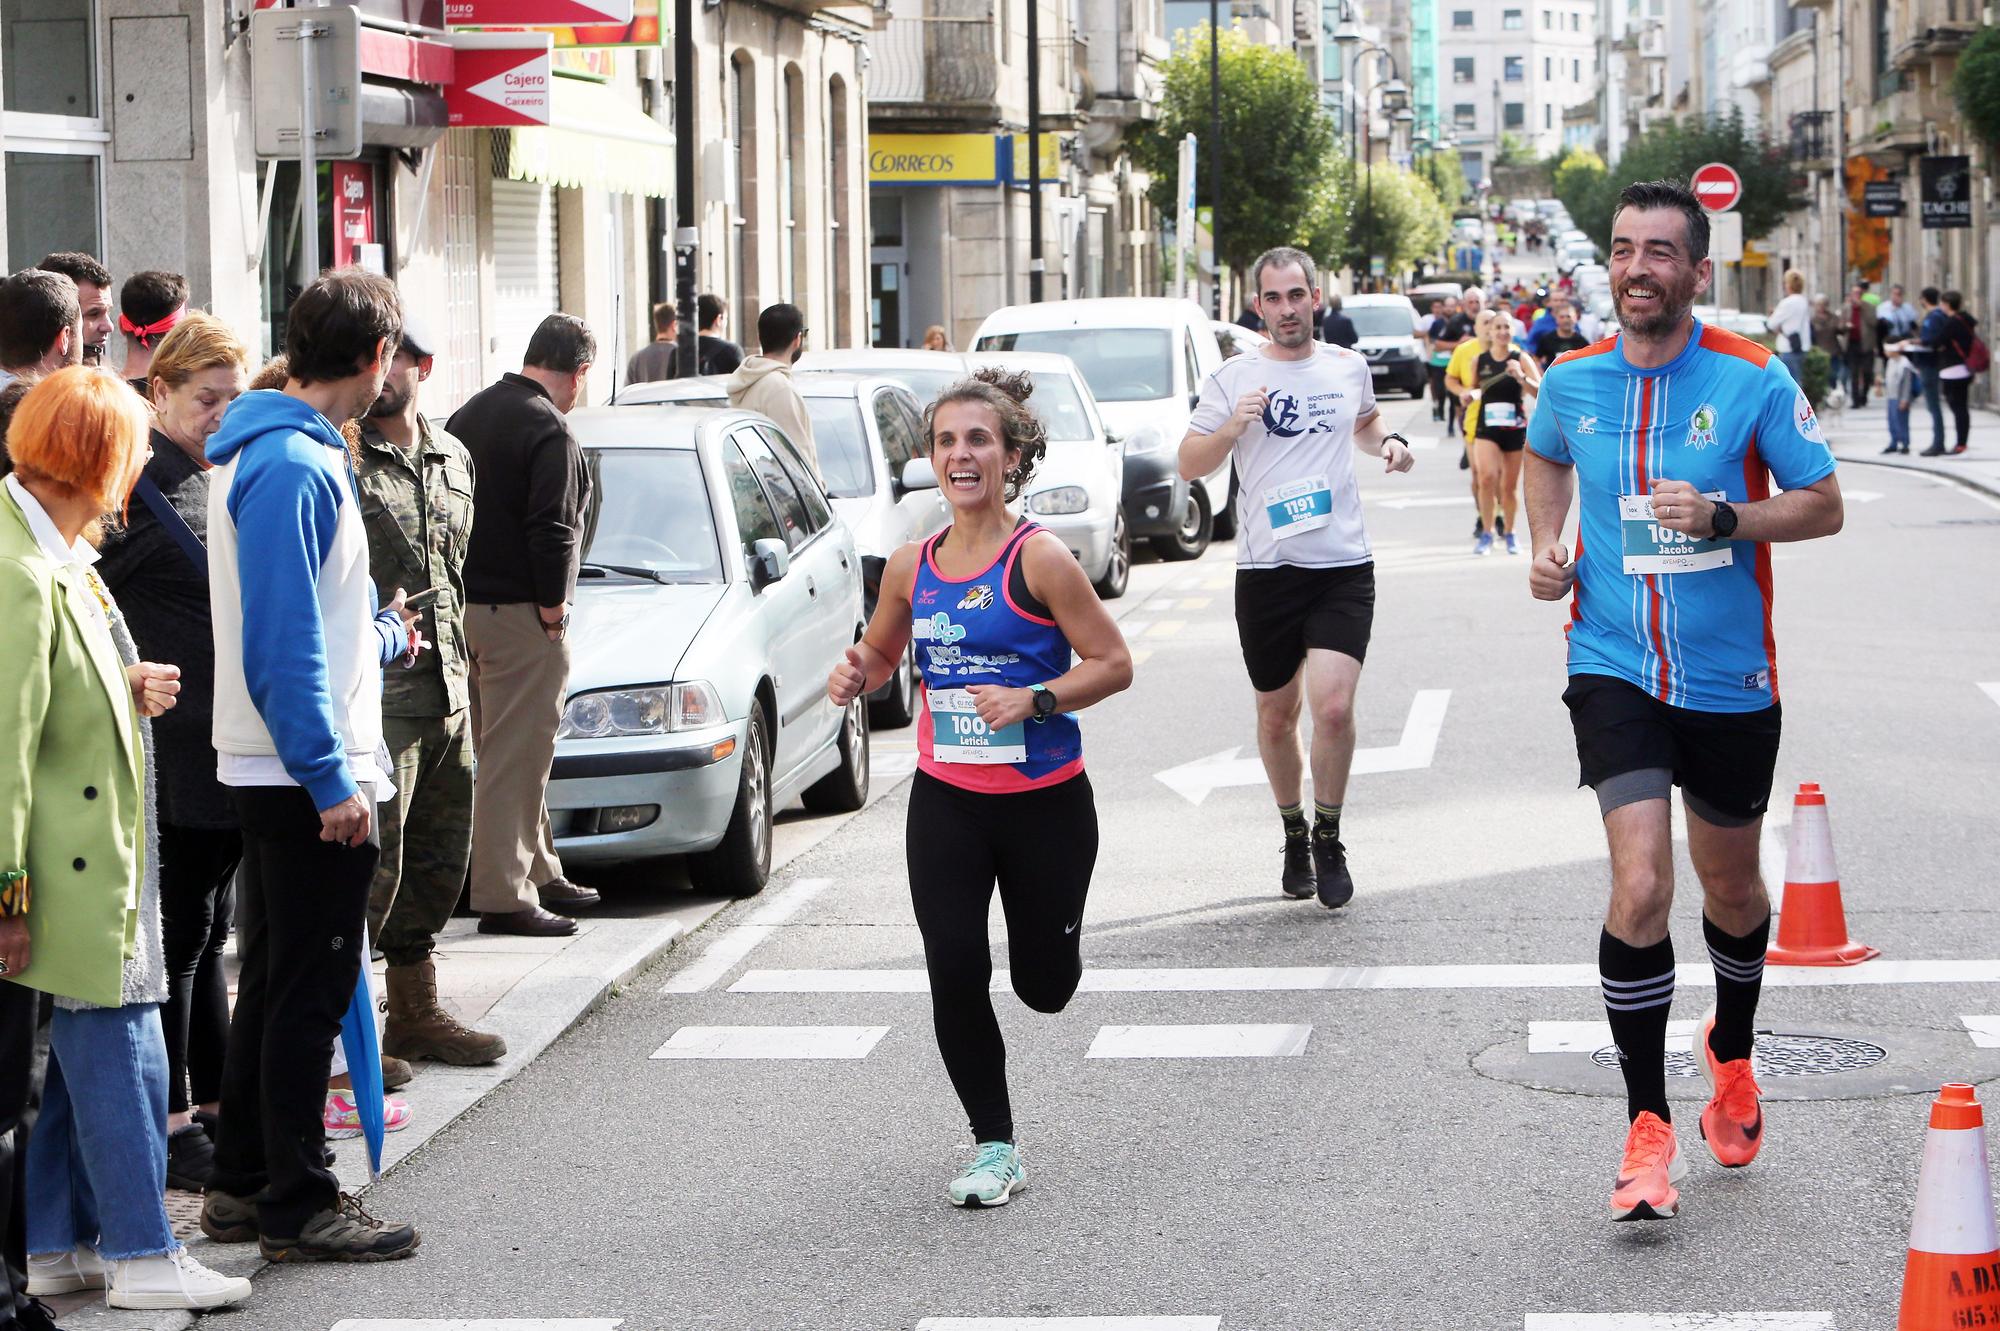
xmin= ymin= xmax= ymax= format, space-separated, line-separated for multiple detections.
xmin=1325 ymin=157 xmax=1453 ymax=277
xmin=1954 ymin=25 xmax=2000 ymax=150
xmin=1557 ymin=112 xmax=1792 ymax=250
xmin=1416 ymin=148 xmax=1467 ymax=208
xmin=1128 ymin=24 xmax=1337 ymax=271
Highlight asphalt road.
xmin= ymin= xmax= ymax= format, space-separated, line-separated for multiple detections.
xmin=221 ymin=389 xmax=2000 ymax=1331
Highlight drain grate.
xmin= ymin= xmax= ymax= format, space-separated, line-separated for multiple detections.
xmin=1590 ymin=1032 xmax=1888 ymax=1079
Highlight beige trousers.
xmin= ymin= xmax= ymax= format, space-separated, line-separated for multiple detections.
xmin=466 ymin=602 xmax=569 ymax=914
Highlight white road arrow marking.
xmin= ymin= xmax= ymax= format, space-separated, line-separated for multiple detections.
xmin=1372 ymin=494 xmax=1483 ymax=509
xmin=1154 ymin=689 xmax=1450 ymax=804
xmin=1979 ymin=682 xmax=2000 ymax=711
xmin=1843 ymin=488 xmax=1884 ymax=504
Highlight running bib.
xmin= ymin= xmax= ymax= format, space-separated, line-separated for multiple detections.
xmin=1619 ymin=493 xmax=1733 ymax=575
xmin=926 ymin=687 xmax=1027 ymax=765
xmin=1481 ymin=401 xmax=1521 ymax=428
xmin=1263 ymin=476 xmax=1334 ymax=540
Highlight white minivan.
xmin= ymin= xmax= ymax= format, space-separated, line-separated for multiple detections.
xmin=972 ymin=298 xmax=1230 ymax=561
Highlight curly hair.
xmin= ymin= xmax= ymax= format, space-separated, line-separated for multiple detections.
xmin=922 ymin=366 xmax=1047 ymax=501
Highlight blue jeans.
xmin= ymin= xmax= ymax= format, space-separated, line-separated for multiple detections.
xmin=25 ymin=1004 xmax=177 ymax=1260
xmin=1887 ymin=399 xmax=1910 ymax=450
xmin=1779 ymin=349 xmax=1807 ymax=386
xmin=1917 ymin=360 xmax=1945 ymax=450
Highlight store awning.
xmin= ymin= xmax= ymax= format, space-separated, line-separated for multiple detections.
xmin=501 ymin=77 xmax=673 ymax=199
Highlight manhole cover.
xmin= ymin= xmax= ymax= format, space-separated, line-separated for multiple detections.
xmin=1589 ymin=1032 xmax=1888 ymax=1079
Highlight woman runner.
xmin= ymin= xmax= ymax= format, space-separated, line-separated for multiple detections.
xmin=1464 ymin=315 xmax=1542 ymax=555
xmin=826 ymin=368 xmax=1133 ymax=1207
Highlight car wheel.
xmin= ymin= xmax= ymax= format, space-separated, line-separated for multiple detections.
xmin=1093 ymin=510 xmax=1131 ymax=600
xmin=689 ymin=702 xmax=772 ymax=899
xmin=868 ymin=642 xmax=918 ymax=730
xmin=802 ymin=693 xmax=870 ymax=814
xmin=1150 ymin=484 xmax=1211 ymax=561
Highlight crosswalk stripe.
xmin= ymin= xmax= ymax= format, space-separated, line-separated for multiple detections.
xmin=917 ymin=1320 xmax=1222 ymax=1330
xmin=1962 ymin=1015 xmax=2000 ymax=1047
xmin=1177 ymin=596 xmax=1212 ymax=610
xmin=1086 ymin=1023 xmax=1312 ymax=1058
xmin=1524 ymin=1316 xmax=1833 ymax=1330
xmin=1128 ymin=648 xmax=1154 ymax=667
xmin=650 ymin=1025 xmax=889 ymax=1059
xmin=1147 ymin=619 xmax=1186 ymax=637
xmin=730 ymin=958 xmax=2000 ymax=994
xmin=660 ymin=877 xmax=834 ymax=994
xmin=331 ymin=1322 xmax=625 ymax=1330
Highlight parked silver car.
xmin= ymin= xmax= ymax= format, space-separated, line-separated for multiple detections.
xmin=617 ymin=372 xmax=948 ymax=725
xmin=547 ymin=405 xmax=869 ymax=897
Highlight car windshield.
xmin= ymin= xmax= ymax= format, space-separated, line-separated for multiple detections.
xmin=804 ymin=398 xmax=875 ymax=498
xmin=1025 ymin=371 xmax=1094 ymax=441
xmin=578 ymin=449 xmax=724 ymax=584
xmin=1346 ymin=305 xmax=1419 ymax=338
xmin=976 ymin=328 xmax=1172 ymax=402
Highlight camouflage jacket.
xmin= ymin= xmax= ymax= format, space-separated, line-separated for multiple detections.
xmin=356 ymin=416 xmax=474 ymax=717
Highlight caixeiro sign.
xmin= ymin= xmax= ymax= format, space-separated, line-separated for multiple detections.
xmin=445 ymin=32 xmax=553 ymax=128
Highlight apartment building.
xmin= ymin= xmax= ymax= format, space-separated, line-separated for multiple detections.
xmin=1436 ymin=0 xmax=1597 ymax=179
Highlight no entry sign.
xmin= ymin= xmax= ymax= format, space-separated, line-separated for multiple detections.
xmin=1692 ymin=161 xmax=1743 ymax=213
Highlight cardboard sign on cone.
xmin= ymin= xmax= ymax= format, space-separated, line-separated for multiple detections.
xmin=1767 ymin=783 xmax=1880 ymax=966
xmin=1900 ymin=1084 xmax=2000 ymax=1329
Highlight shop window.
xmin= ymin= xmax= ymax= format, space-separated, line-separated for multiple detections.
xmin=2 ymin=0 xmax=104 ymax=266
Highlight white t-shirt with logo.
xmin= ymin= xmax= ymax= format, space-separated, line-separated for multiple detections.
xmin=1189 ymin=343 xmax=1378 ymax=569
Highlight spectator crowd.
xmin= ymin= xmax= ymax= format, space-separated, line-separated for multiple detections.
xmin=0 ymin=255 xmax=769 ymax=1327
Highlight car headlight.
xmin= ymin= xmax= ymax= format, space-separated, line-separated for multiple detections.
xmin=1027 ymin=486 xmax=1090 ymax=516
xmin=1121 ymin=425 xmax=1168 ymax=454
xmin=558 ymin=681 xmax=725 ymax=739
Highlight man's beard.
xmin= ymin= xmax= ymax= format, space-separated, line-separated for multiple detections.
xmin=367 ymin=383 xmax=409 ymax=419
xmin=1614 ymin=272 xmax=1698 ymax=338
xmin=1268 ymin=316 xmax=1312 ymax=348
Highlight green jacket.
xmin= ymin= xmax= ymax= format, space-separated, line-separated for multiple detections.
xmin=0 ymin=485 xmax=144 ymax=1007
xmin=356 ymin=417 xmax=475 ymax=718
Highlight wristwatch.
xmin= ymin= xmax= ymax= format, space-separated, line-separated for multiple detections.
xmin=1711 ymin=500 xmax=1739 ymax=539
xmin=1028 ymin=683 xmax=1059 ymax=721
xmin=1383 ymin=431 xmax=1411 ymax=452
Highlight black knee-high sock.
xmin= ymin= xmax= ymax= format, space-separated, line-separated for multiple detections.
xmin=1600 ymin=929 xmax=1676 ymax=1123
xmin=1703 ymin=913 xmax=1770 ymax=1064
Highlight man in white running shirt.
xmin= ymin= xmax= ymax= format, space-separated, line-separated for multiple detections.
xmin=1179 ymin=246 xmax=1416 ymax=909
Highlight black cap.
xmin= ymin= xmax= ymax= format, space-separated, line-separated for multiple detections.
xmin=399 ymin=315 xmax=437 ymax=360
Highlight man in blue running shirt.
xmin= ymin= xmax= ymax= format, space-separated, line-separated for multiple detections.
xmin=1524 ymin=180 xmax=1844 ymax=1225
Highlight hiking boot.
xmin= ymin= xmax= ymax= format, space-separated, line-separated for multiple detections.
xmin=381 ymin=1053 xmax=414 ymax=1090
xmin=259 ymin=1193 xmax=420 ymax=1264
xmin=199 ymin=1189 xmax=259 ymax=1245
xmin=383 ymin=958 xmax=508 ymax=1066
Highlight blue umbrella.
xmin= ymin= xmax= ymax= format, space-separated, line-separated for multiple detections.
xmin=337 ymin=923 xmax=387 ymax=1179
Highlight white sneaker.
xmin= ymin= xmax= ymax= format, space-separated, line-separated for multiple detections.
xmin=106 ymin=1249 xmax=253 ymax=1310
xmin=26 ymin=1245 xmax=107 ymax=1295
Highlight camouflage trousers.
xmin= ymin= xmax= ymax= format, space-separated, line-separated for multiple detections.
xmin=367 ymin=710 xmax=473 ymax=967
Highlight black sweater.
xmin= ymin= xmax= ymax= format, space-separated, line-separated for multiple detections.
xmin=446 ymin=373 xmax=592 ymax=607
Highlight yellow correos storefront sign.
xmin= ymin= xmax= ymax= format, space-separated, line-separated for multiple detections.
xmin=868 ymin=134 xmax=1000 ymax=186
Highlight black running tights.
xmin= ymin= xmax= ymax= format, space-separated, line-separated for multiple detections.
xmin=906 ymin=769 xmax=1098 ymax=1144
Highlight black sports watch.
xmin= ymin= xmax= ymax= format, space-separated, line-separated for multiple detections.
xmin=1029 ymin=683 xmax=1059 ymax=721
xmin=1383 ymin=431 xmax=1411 ymax=452
xmin=1710 ymin=499 xmax=1739 ymax=539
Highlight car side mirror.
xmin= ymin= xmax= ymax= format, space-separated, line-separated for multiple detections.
xmin=749 ymin=537 xmax=790 ymax=590
xmin=1188 ymin=390 xmax=1200 ymax=411
xmin=900 ymin=457 xmax=939 ymax=492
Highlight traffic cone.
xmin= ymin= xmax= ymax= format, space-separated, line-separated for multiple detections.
xmin=1899 ymin=1084 xmax=2000 ymax=1329
xmin=1766 ymin=782 xmax=1879 ymax=966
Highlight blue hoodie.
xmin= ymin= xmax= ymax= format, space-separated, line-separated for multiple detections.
xmin=206 ymin=390 xmax=403 ymax=810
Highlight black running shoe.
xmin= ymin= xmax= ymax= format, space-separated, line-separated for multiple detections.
xmin=167 ymin=1121 xmax=215 ymax=1192
xmin=1281 ymin=835 xmax=1315 ymax=899
xmin=1313 ymin=835 xmax=1354 ymax=909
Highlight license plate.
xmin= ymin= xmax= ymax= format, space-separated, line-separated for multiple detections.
xmin=1370 ymin=364 xmax=1389 ymax=376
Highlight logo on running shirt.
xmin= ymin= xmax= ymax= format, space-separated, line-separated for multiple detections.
xmin=925 ymin=612 xmax=966 ymax=646
xmin=915 ymin=586 xmax=938 ymax=607
xmin=1793 ymin=388 xmax=1825 ymax=445
xmin=1687 ymin=403 xmax=1720 ymax=450
xmin=957 ymin=584 xmax=994 ymax=611
xmin=1263 ymin=391 xmax=1306 ymax=438
xmin=1576 ymin=414 xmax=1599 ymax=435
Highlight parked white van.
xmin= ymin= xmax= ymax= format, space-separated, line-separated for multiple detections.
xmin=971 ymin=297 xmax=1231 ymax=561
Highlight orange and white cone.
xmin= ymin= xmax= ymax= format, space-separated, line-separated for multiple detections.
xmin=1766 ymin=782 xmax=1880 ymax=966
xmin=1899 ymin=1084 xmax=2000 ymax=1330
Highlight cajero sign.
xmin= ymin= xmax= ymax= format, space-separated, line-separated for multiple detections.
xmin=867 ymin=134 xmax=1001 ymax=186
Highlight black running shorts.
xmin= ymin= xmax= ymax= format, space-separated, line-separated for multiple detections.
xmin=1234 ymin=563 xmax=1375 ymax=694
xmin=1561 ymin=673 xmax=1783 ymax=824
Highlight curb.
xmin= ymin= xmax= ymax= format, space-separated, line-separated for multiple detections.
xmin=1833 ymin=450 xmax=2000 ymax=503
xmin=57 ymin=907 xmax=708 ymax=1331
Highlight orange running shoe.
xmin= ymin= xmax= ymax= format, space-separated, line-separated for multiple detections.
xmin=1696 ymin=1006 xmax=1765 ymax=1167
xmin=1609 ymin=1110 xmax=1686 ymax=1221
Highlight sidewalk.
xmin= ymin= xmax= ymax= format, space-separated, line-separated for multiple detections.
xmin=1822 ymin=397 xmax=2000 ymax=501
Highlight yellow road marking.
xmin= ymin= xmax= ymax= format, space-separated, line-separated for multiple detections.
xmin=1148 ymin=620 xmax=1186 ymax=637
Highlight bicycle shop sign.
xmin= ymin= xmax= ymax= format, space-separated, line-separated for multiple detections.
xmin=1919 ymin=155 xmax=1972 ymax=230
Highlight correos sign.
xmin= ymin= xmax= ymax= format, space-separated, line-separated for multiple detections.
xmin=867 ymin=134 xmax=1001 ymax=186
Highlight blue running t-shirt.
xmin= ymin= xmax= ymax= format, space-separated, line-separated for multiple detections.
xmin=1527 ymin=320 xmax=1837 ymax=713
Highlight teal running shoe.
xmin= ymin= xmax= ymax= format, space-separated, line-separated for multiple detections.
xmin=948 ymin=1141 xmax=1026 ymax=1208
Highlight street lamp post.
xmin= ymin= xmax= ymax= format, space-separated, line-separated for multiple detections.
xmin=1333 ymin=23 xmax=1406 ymax=294
xmin=1209 ymin=0 xmax=1221 ymax=319
xmin=1028 ymin=0 xmax=1043 ymax=302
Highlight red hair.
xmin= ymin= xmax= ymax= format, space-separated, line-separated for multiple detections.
xmin=7 ymin=365 xmax=151 ymax=514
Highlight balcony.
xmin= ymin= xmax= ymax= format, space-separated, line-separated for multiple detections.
xmin=1788 ymin=110 xmax=1832 ymax=169
xmin=869 ymin=3 xmax=1000 ymax=110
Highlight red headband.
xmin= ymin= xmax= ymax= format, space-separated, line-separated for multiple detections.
xmin=119 ymin=303 xmax=186 ymax=348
